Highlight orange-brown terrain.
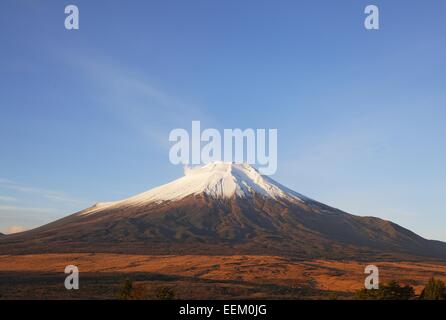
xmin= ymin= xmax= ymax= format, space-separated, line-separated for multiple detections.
xmin=1 ymin=253 xmax=445 ymax=299
xmin=2 ymin=164 xmax=446 ymax=299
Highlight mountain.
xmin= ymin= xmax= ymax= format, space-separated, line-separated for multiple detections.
xmin=1 ymin=162 xmax=445 ymax=260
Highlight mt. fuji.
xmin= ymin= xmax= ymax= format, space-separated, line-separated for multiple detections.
xmin=1 ymin=162 xmax=445 ymax=260
xmin=80 ymin=162 xmax=307 ymax=215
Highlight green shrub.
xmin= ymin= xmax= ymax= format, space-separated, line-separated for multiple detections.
xmin=118 ymin=278 xmax=148 ymax=300
xmin=155 ymin=286 xmax=176 ymax=300
xmin=420 ymin=278 xmax=446 ymax=300
xmin=354 ymin=280 xmax=415 ymax=300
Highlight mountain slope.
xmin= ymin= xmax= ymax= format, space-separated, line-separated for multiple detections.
xmin=1 ymin=162 xmax=445 ymax=260
xmin=77 ymin=162 xmax=308 ymax=214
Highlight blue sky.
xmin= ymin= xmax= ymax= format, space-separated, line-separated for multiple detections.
xmin=1 ymin=0 xmax=445 ymax=240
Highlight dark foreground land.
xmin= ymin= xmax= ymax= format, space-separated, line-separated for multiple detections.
xmin=0 ymin=271 xmax=346 ymax=300
xmin=0 ymin=254 xmax=445 ymax=299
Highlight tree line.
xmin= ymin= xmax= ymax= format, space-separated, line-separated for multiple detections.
xmin=354 ymin=277 xmax=446 ymax=300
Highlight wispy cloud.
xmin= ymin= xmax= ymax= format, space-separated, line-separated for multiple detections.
xmin=0 ymin=195 xmax=16 ymax=202
xmin=0 ymin=178 xmax=84 ymax=205
xmin=0 ymin=205 xmax=56 ymax=214
xmin=280 ymin=125 xmax=383 ymax=181
xmin=59 ymin=51 xmax=212 ymax=151
xmin=5 ymin=225 xmax=29 ymax=235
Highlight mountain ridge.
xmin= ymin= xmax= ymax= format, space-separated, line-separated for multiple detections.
xmin=1 ymin=162 xmax=445 ymax=260
xmin=78 ymin=162 xmax=308 ymax=216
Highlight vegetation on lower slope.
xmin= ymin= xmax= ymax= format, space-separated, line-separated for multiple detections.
xmin=354 ymin=278 xmax=446 ymax=300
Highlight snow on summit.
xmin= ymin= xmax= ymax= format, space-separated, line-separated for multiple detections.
xmin=80 ymin=162 xmax=307 ymax=216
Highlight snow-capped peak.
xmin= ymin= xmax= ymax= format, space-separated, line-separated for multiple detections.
xmin=80 ymin=162 xmax=307 ymax=215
